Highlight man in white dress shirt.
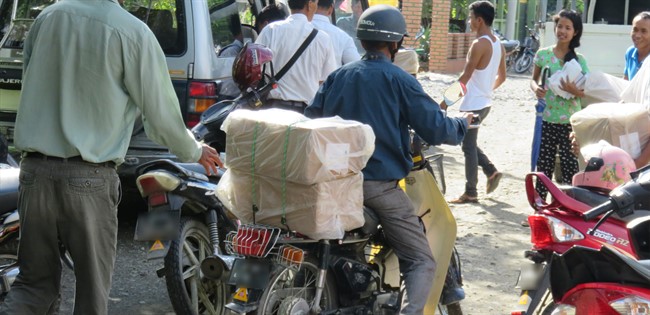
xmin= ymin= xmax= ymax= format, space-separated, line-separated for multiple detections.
xmin=311 ymin=0 xmax=360 ymax=66
xmin=256 ymin=0 xmax=337 ymax=111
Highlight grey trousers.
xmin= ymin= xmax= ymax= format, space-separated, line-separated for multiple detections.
xmin=363 ymin=180 xmax=436 ymax=315
xmin=0 ymin=158 xmax=120 ymax=315
xmin=461 ymin=106 xmax=497 ymax=197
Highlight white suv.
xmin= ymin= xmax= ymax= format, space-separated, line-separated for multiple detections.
xmin=0 ymin=0 xmax=263 ymax=183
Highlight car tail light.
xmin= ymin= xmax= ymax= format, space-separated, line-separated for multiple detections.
xmin=528 ymin=215 xmax=554 ymax=248
xmin=187 ymin=81 xmax=218 ymax=127
xmin=551 ymin=304 xmax=576 ymax=315
xmin=136 ymin=171 xmax=181 ymax=197
xmin=226 ymin=225 xmax=280 ymax=258
xmin=610 ymin=296 xmax=650 ymax=314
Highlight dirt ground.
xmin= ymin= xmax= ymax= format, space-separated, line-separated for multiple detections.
xmin=55 ymin=72 xmax=539 ymax=314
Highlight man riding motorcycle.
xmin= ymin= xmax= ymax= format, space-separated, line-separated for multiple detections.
xmin=304 ymin=5 xmax=472 ymax=313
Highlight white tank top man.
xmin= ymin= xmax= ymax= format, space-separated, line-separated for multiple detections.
xmin=447 ymin=0 xmax=507 ymax=204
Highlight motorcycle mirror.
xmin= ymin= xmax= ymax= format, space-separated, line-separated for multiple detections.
xmin=442 ymin=81 xmax=467 ymax=107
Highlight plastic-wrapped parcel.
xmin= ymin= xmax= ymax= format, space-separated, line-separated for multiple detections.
xmin=222 ymin=108 xmax=375 ymax=185
xmin=216 ymin=169 xmax=365 ymax=240
xmin=571 ymin=102 xmax=650 ymax=169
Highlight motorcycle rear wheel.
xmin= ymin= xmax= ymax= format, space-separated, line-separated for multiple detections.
xmin=257 ymin=258 xmax=338 ymax=315
xmin=514 ymin=54 xmax=534 ymax=74
xmin=164 ymin=217 xmax=229 ymax=315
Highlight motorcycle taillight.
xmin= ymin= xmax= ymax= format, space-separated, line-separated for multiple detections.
xmin=148 ymin=192 xmax=168 ymax=207
xmin=528 ymin=215 xmax=553 ymax=248
xmin=136 ymin=171 xmax=181 ymax=197
xmin=226 ymin=225 xmax=280 ymax=258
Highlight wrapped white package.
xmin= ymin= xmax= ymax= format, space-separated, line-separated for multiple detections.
xmin=621 ymin=58 xmax=650 ymax=107
xmin=582 ymin=71 xmax=629 ymax=104
xmin=215 ymin=169 xmax=365 ymax=240
xmin=222 ymin=108 xmax=375 ymax=185
xmin=548 ymin=59 xmax=586 ymax=99
xmin=570 ymin=102 xmax=650 ymax=168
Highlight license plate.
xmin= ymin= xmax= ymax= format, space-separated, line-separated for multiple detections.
xmin=228 ymin=258 xmax=272 ymax=289
xmin=134 ymin=209 xmax=180 ymax=241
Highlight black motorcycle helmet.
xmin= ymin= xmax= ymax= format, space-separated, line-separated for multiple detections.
xmin=356 ymin=4 xmax=407 ymax=43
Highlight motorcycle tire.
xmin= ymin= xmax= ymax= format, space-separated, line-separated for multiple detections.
xmin=257 ymin=258 xmax=338 ymax=314
xmin=0 ymin=238 xmax=19 ymax=304
xmin=514 ymin=54 xmax=534 ymax=74
xmin=164 ymin=217 xmax=229 ymax=315
xmin=438 ymin=302 xmax=463 ymax=315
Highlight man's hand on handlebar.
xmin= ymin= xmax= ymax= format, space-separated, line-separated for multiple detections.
xmin=461 ymin=112 xmax=474 ymax=127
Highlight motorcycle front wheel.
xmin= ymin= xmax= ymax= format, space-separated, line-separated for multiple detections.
xmin=514 ymin=54 xmax=534 ymax=74
xmin=257 ymin=258 xmax=338 ymax=315
xmin=164 ymin=217 xmax=229 ymax=315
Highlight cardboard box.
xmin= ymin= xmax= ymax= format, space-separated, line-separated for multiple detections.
xmin=222 ymin=109 xmax=375 ymax=185
xmin=571 ymin=102 xmax=650 ymax=168
xmin=216 ymin=169 xmax=365 ymax=240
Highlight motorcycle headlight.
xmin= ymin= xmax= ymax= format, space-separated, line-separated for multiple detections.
xmin=610 ymin=296 xmax=650 ymax=314
xmin=551 ymin=304 xmax=576 ymax=315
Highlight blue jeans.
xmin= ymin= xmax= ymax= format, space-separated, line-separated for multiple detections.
xmin=363 ymin=180 xmax=435 ymax=315
xmin=0 ymin=158 xmax=120 ymax=315
xmin=461 ymin=107 xmax=497 ymax=197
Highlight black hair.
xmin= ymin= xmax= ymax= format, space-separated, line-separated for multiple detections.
xmin=469 ymin=1 xmax=495 ymax=27
xmin=553 ymin=9 xmax=583 ymax=63
xmin=635 ymin=11 xmax=650 ymax=21
xmin=255 ymin=3 xmax=289 ymax=31
xmin=229 ymin=14 xmax=241 ymax=36
xmin=288 ymin=0 xmax=312 ymax=11
xmin=317 ymin=0 xmax=334 ymax=9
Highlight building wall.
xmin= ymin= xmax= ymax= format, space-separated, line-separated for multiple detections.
xmin=401 ymin=0 xmax=422 ymax=48
xmin=428 ymin=0 xmax=452 ymax=72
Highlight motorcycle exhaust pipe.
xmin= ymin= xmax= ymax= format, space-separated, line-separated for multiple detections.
xmin=0 ymin=264 xmax=19 ymax=294
xmin=200 ymin=210 xmax=235 ymax=280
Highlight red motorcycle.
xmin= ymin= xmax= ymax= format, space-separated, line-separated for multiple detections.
xmin=546 ymin=163 xmax=650 ymax=314
xmin=513 ymin=144 xmax=650 ymax=314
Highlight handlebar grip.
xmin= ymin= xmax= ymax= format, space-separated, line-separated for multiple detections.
xmin=583 ymin=201 xmax=614 ymax=221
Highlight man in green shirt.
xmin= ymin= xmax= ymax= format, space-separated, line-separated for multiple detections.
xmin=0 ymin=0 xmax=222 ymax=314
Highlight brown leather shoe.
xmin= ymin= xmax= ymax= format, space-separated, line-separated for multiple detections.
xmin=449 ymin=194 xmax=479 ymax=204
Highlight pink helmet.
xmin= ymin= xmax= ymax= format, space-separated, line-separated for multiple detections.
xmin=572 ymin=141 xmax=636 ymax=192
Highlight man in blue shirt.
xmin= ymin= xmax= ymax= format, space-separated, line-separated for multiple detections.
xmin=305 ymin=5 xmax=470 ymax=313
xmin=624 ymin=12 xmax=650 ymax=80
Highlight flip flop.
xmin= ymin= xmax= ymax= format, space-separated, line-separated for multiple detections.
xmin=486 ymin=172 xmax=503 ymax=194
xmin=449 ymin=194 xmax=479 ymax=204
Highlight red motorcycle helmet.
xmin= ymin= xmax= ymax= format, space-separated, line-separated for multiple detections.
xmin=232 ymin=43 xmax=274 ymax=90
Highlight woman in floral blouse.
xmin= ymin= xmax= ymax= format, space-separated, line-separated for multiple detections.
xmin=529 ymin=9 xmax=589 ymax=198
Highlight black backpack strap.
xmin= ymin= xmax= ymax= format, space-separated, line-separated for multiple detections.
xmin=275 ymin=28 xmax=318 ymax=81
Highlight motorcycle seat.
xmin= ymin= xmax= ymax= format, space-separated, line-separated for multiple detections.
xmin=502 ymin=39 xmax=520 ymax=51
xmin=558 ymin=186 xmax=609 ymax=208
xmin=358 ymin=206 xmax=380 ymax=236
xmin=0 ymin=167 xmax=19 ymax=216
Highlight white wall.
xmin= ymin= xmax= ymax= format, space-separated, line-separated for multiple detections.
xmin=540 ymin=21 xmax=631 ymax=76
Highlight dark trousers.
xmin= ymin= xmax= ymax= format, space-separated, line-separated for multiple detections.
xmin=0 ymin=158 xmax=120 ymax=315
xmin=363 ymin=180 xmax=436 ymax=314
xmin=461 ymin=107 xmax=497 ymax=197
xmin=535 ymin=121 xmax=578 ymax=199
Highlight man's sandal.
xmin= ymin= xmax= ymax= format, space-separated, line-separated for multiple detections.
xmin=449 ymin=194 xmax=479 ymax=204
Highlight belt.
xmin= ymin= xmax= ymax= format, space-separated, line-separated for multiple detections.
xmin=22 ymin=152 xmax=116 ymax=168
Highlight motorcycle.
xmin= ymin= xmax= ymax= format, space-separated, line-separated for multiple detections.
xmin=494 ymin=29 xmax=521 ymax=71
xmin=220 ymin=83 xmax=469 ymax=315
xmin=512 ymin=151 xmax=650 ymax=314
xmin=132 ymin=45 xmax=279 ymax=315
xmin=545 ymin=163 xmax=650 ymax=314
xmin=513 ymin=25 xmax=540 ymax=74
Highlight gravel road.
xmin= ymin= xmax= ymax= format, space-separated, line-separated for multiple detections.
xmin=56 ymin=72 xmax=539 ymax=315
